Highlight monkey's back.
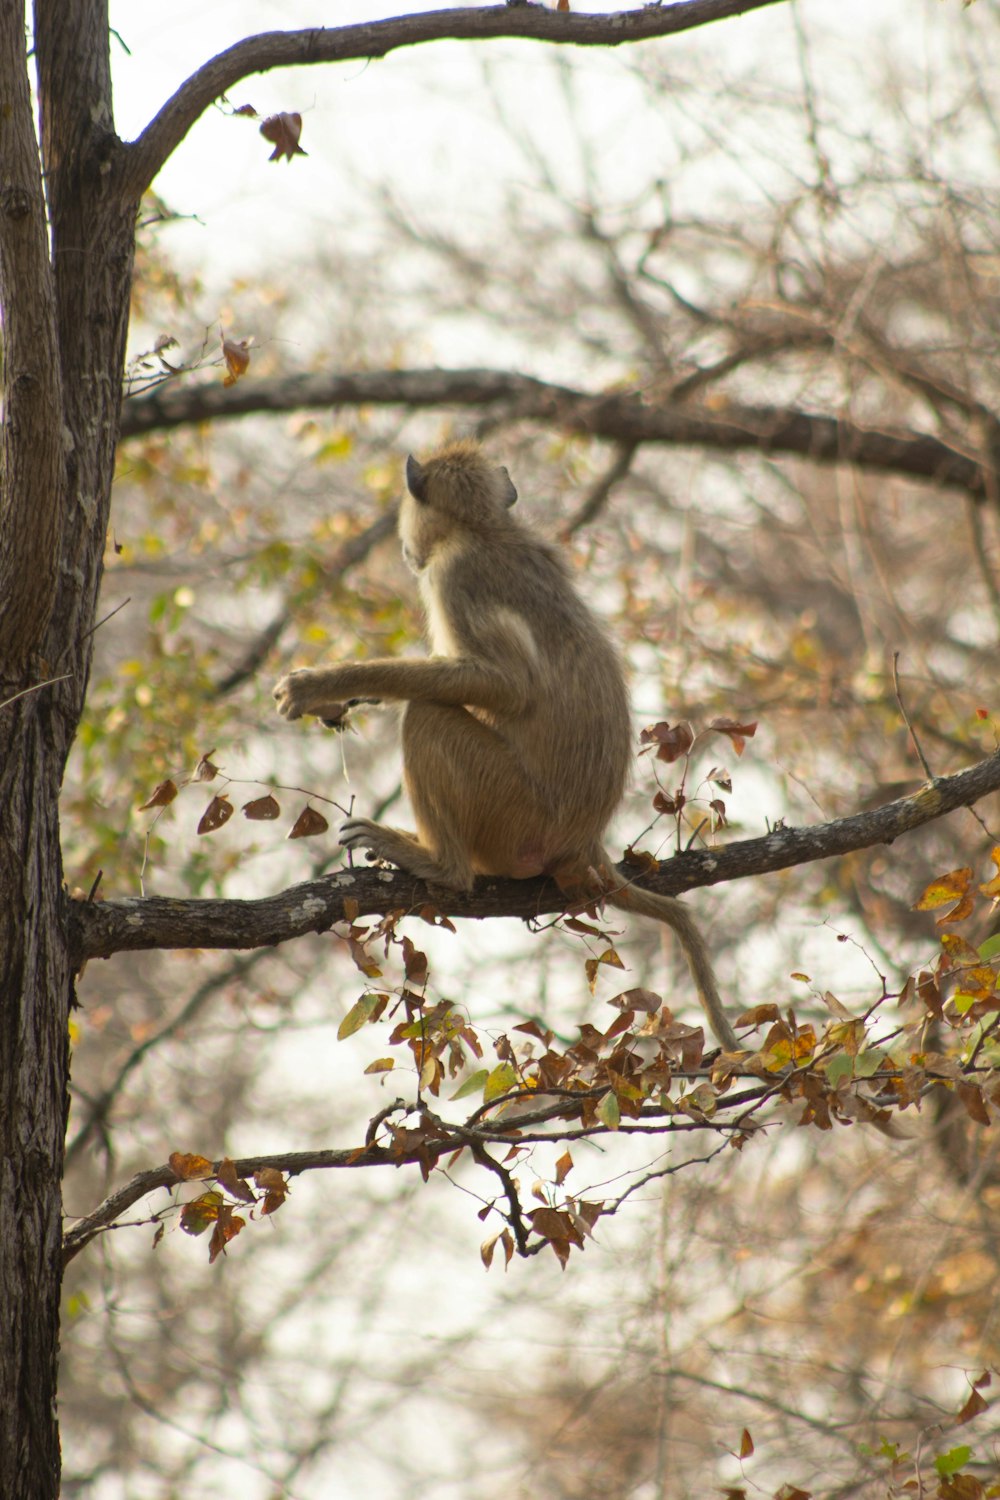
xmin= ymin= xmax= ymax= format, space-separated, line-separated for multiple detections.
xmin=429 ymin=519 xmax=632 ymax=847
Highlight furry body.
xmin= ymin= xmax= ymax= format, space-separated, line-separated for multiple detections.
xmin=273 ymin=443 xmax=738 ymax=1050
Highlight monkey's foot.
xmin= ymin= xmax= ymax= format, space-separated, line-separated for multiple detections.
xmin=339 ymin=817 xmax=390 ymax=858
xmin=339 ymin=819 xmax=474 ymax=889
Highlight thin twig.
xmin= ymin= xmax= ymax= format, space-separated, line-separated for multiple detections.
xmin=891 ymin=652 xmax=934 ymax=780
xmin=0 ymin=672 xmax=72 ymax=712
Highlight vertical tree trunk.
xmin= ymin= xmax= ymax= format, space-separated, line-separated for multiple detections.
xmin=0 ymin=4 xmax=137 ymax=1494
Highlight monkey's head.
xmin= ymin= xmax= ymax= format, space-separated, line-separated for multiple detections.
xmin=400 ymin=441 xmax=517 ymax=571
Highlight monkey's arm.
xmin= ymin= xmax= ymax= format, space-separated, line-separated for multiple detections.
xmin=273 ymin=656 xmax=531 ymax=721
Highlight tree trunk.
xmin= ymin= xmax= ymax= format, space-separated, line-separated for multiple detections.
xmin=0 ymin=4 xmax=138 ymax=1494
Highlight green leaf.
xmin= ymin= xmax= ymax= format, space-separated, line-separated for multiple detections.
xmin=596 ymin=1091 xmax=621 ymax=1130
xmin=854 ymin=1048 xmax=887 ymax=1078
xmin=483 ymin=1063 xmax=518 ymax=1103
xmin=979 ymin=933 xmax=1000 ymax=962
xmin=450 ymin=1068 xmax=489 ymax=1101
xmin=824 ymin=1054 xmax=854 ymax=1086
xmin=934 ymin=1445 xmax=971 ymax=1478
xmin=338 ymin=993 xmax=381 ymax=1040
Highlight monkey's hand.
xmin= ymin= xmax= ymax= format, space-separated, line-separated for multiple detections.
xmin=274 ymin=668 xmax=336 ymax=722
xmin=273 ymin=667 xmax=381 ymax=724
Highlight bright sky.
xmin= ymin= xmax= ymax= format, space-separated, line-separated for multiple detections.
xmin=107 ymin=0 xmax=802 ymax=272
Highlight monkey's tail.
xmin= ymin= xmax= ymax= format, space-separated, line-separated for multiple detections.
xmin=604 ymin=878 xmax=740 ymax=1053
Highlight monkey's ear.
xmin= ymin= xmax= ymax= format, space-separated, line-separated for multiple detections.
xmin=405 ymin=454 xmax=428 ymax=503
xmin=498 ymin=466 xmax=518 ymax=507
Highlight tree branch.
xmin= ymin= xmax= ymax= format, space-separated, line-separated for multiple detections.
xmin=120 ymin=1 xmax=788 ymax=198
xmin=68 ymin=748 xmax=1000 ymax=967
xmin=120 ymin=367 xmax=995 ymax=498
xmin=62 ymin=1083 xmax=777 ymax=1265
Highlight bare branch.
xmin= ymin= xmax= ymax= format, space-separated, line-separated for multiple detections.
xmin=69 ymin=748 xmax=1000 ymax=966
xmin=120 ymin=1 xmax=789 ymax=198
xmin=120 ymin=366 xmax=997 ymax=498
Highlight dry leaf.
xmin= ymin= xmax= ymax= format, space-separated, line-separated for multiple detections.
xmin=220 ymin=332 xmax=252 ymax=387
xmin=260 ymin=111 xmax=307 ymax=162
xmin=639 ymin=721 xmax=694 ymax=763
xmin=288 ymin=804 xmax=329 ymax=839
xmin=197 ymin=795 xmax=234 ymax=835
xmin=242 ymin=794 xmax=280 ymax=820
xmin=138 ymin=778 xmax=178 ymax=811
xmin=169 ymin=1151 xmax=214 ymax=1180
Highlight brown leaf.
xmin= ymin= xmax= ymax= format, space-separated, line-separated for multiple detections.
xmin=215 ymin=1156 xmax=256 ymax=1204
xmin=169 ymin=1151 xmax=213 ymax=1180
xmin=583 ymin=948 xmax=626 ymax=993
xmin=254 ymin=1167 xmax=289 ymax=1215
xmin=956 ymin=1387 xmax=988 ymax=1425
xmin=259 ymin=111 xmax=307 ymax=162
xmin=554 ymin=1150 xmax=573 ymax=1185
xmin=197 ymin=794 xmax=234 ymax=835
xmin=138 ymin=778 xmax=178 ymax=811
xmin=708 ymin=718 xmax=758 ymax=755
xmin=609 ymin=987 xmax=661 ymax=1014
xmin=956 ymin=1080 xmax=991 ymax=1126
xmin=739 ymin=1428 xmax=754 ymax=1458
xmin=402 ymin=935 xmax=429 ymax=986
xmin=419 ymin=905 xmax=457 ymax=931
xmin=640 ymin=720 xmax=694 ymax=763
xmin=288 ymin=804 xmax=329 ymax=839
xmin=208 ymin=1204 xmax=245 ymax=1262
xmin=194 ymin=750 xmax=219 ymax=782
xmin=242 ymin=793 xmax=280 ymax=821
xmin=735 ymin=1002 xmax=780 ymax=1028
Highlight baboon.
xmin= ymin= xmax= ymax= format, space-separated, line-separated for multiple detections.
xmin=273 ymin=442 xmax=738 ymax=1051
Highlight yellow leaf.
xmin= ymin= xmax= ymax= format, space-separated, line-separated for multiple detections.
xmin=913 ymin=867 xmax=974 ymax=924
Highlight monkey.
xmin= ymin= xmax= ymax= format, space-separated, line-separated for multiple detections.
xmin=273 ymin=441 xmax=739 ymax=1052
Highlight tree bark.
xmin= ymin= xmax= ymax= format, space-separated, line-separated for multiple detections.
xmin=0 ymin=4 xmax=140 ymax=1496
